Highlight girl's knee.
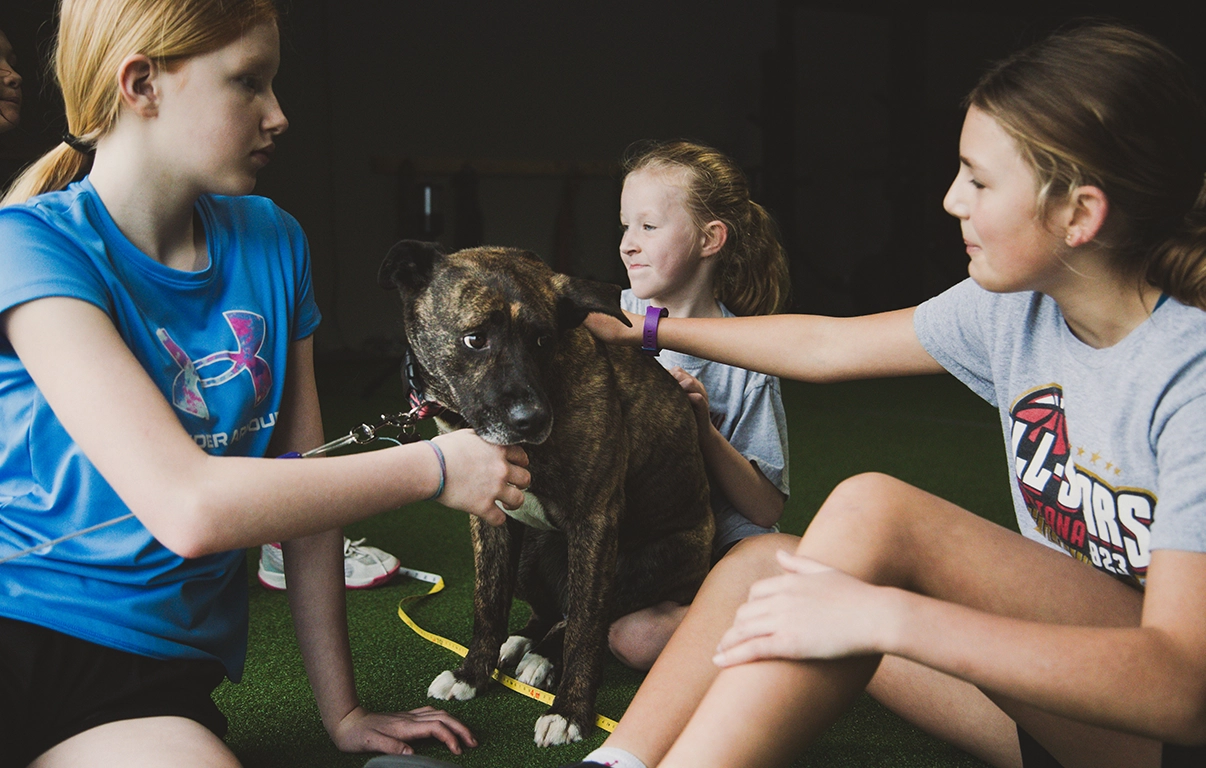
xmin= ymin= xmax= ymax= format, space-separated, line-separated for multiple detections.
xmin=609 ymin=603 xmax=685 ymax=670
xmin=609 ymin=615 xmax=651 ymax=669
xmin=718 ymin=533 xmax=799 ymax=578
xmin=809 ymin=473 xmax=918 ymax=536
xmin=800 ymin=473 xmax=928 ymax=578
xmin=608 ymin=616 xmax=638 ymax=668
xmin=827 ymin=472 xmax=910 ymax=510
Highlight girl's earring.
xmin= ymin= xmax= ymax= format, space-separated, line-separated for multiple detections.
xmin=1065 ymin=232 xmax=1075 ymax=246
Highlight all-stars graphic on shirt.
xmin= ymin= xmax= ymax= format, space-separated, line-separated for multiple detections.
xmin=157 ymin=310 xmax=273 ymax=419
xmin=1009 ymin=385 xmax=1155 ymax=587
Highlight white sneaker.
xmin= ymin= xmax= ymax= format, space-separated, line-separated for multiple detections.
xmin=257 ymin=541 xmax=287 ymax=590
xmin=342 ymin=537 xmax=401 ymax=589
xmin=257 ymin=538 xmax=400 ymax=590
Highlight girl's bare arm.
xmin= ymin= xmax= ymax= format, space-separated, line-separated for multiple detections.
xmin=587 ymin=307 xmax=944 ymax=382
xmin=2 ymin=296 xmax=529 ymax=557
xmin=718 ymin=548 xmax=1206 ymax=744
xmin=272 ymin=338 xmax=476 ymax=755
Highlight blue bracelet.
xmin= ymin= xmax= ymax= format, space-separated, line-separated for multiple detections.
xmin=422 ymin=440 xmax=446 ymax=500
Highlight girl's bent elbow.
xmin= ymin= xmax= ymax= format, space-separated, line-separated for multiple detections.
xmin=144 ymin=497 xmax=226 ymax=559
xmin=749 ymin=498 xmax=784 ymax=529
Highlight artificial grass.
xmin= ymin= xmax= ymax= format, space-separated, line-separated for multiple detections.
xmin=214 ymin=355 xmax=1014 ymax=767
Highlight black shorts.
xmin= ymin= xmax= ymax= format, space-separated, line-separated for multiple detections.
xmin=1019 ymin=723 xmax=1206 ymax=768
xmin=0 ymin=616 xmax=228 ymax=768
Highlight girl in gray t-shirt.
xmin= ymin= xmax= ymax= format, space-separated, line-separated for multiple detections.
xmin=604 ymin=141 xmax=792 ymax=676
xmin=569 ymin=23 xmax=1206 ymax=768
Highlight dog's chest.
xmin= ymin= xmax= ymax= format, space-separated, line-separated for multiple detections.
xmin=500 ymin=492 xmax=559 ymax=531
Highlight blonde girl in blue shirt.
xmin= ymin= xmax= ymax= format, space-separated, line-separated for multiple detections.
xmin=0 ymin=1 xmax=529 ymax=766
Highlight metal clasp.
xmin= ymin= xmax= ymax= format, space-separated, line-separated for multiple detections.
xmin=300 ymin=401 xmax=430 ymax=458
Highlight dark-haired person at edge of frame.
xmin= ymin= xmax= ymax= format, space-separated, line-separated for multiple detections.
xmin=0 ymin=26 xmax=21 ymax=135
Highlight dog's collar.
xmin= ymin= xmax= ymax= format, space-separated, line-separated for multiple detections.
xmin=403 ymin=344 xmax=447 ymax=420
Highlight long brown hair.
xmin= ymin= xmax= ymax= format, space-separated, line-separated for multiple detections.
xmin=969 ymin=22 xmax=1206 ymax=309
xmin=2 ymin=0 xmax=278 ymax=207
xmin=622 ymin=140 xmax=791 ymax=316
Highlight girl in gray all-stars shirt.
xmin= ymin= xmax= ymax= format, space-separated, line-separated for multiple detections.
xmin=568 ymin=22 xmax=1206 ymax=768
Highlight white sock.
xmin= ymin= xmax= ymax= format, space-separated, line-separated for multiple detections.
xmin=583 ymin=746 xmax=647 ymax=768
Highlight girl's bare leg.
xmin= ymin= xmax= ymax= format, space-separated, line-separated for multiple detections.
xmin=868 ymin=656 xmax=1023 ymax=767
xmin=609 ymin=601 xmax=690 ymax=671
xmin=31 ymin=716 xmax=240 ymax=768
xmin=870 ymin=656 xmax=1161 ymax=768
xmin=616 ymin=473 xmax=1160 ymax=768
xmin=604 ymin=533 xmax=800 ymax=762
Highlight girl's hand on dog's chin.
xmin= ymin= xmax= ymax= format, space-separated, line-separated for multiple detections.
xmin=430 ymin=431 xmax=530 ymax=525
xmin=584 ymin=310 xmax=643 ymax=345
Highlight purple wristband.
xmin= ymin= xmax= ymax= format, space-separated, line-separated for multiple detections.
xmin=641 ymin=305 xmax=668 ymax=356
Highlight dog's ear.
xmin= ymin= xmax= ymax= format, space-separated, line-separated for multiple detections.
xmin=552 ymin=275 xmax=633 ymax=330
xmin=378 ymin=240 xmax=447 ymax=293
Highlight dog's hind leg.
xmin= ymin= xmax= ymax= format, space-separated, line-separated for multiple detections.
xmin=428 ymin=516 xmax=524 ymax=702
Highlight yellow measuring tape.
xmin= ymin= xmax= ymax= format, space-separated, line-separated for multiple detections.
xmin=395 ymin=566 xmax=618 ymax=732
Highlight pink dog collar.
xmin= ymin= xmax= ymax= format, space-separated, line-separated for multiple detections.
xmin=641 ymin=305 xmax=668 ymax=356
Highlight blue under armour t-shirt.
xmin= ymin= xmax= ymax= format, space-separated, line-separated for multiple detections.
xmin=0 ymin=177 xmax=321 ymax=679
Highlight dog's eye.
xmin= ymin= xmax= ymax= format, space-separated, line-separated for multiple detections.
xmin=463 ymin=332 xmax=488 ymax=350
xmin=536 ymin=335 xmax=552 ymax=348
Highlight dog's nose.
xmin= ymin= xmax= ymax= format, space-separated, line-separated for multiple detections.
xmin=506 ymin=400 xmax=550 ymax=438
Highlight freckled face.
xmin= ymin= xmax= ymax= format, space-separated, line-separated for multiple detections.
xmin=618 ymin=168 xmax=708 ymax=304
xmin=942 ymin=107 xmax=1067 ymax=294
xmin=151 ymin=21 xmax=288 ymax=196
xmin=0 ymin=30 xmax=22 ymax=132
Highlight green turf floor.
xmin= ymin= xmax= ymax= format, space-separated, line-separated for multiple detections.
xmin=214 ymin=355 xmax=1016 ymax=767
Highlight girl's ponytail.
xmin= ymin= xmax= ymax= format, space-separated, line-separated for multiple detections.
xmin=2 ymin=143 xmax=89 ymax=207
xmin=1146 ymin=193 xmax=1206 ymax=310
xmin=716 ymin=200 xmax=789 ymax=316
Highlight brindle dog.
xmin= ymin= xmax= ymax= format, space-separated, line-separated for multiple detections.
xmin=378 ymin=240 xmax=713 ymax=747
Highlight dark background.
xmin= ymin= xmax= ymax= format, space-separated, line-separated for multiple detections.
xmin=2 ymin=0 xmax=1201 ymax=355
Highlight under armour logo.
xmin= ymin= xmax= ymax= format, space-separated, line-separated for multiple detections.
xmin=157 ymin=310 xmax=273 ymax=419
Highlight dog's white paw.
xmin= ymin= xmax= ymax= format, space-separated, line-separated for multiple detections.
xmin=498 ymin=635 xmax=533 ymax=669
xmin=533 ymin=713 xmax=582 ymax=746
xmin=515 ymin=650 xmax=556 ymax=689
xmin=427 ymin=669 xmax=478 ymax=701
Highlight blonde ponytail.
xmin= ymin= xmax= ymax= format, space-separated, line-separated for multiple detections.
xmin=2 ymin=143 xmax=89 ymax=207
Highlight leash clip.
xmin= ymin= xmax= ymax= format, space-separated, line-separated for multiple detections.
xmin=301 ymin=400 xmax=435 ymax=458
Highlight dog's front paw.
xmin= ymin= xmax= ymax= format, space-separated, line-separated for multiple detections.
xmin=533 ymin=713 xmax=583 ymax=746
xmin=515 ymin=650 xmax=556 ymax=689
xmin=498 ymin=635 xmax=533 ymax=670
xmin=427 ymin=669 xmax=479 ymax=701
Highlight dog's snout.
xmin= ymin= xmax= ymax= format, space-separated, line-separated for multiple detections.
xmin=506 ymin=399 xmax=550 ymax=439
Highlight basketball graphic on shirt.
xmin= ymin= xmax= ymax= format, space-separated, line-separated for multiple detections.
xmin=1009 ymin=386 xmax=1152 ymax=587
